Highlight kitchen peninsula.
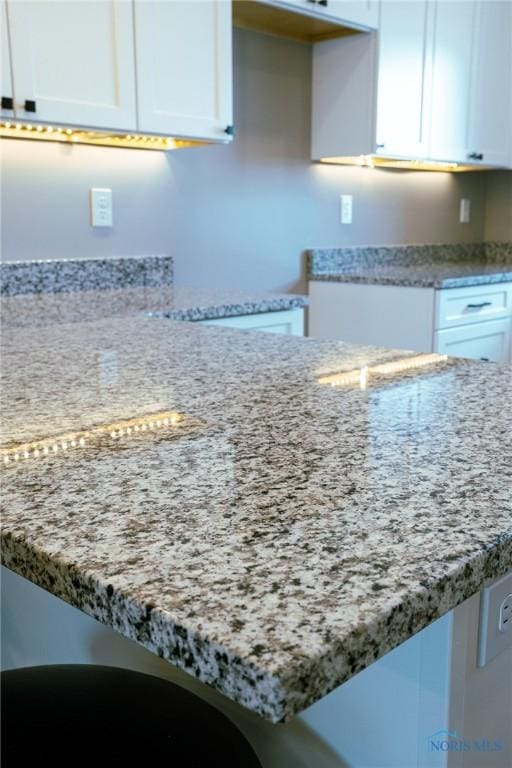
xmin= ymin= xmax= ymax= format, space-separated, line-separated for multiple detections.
xmin=1 ymin=302 xmax=511 ymax=725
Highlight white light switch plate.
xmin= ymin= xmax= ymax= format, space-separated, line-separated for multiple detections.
xmin=90 ymin=188 xmax=113 ymax=228
xmin=478 ymin=572 xmax=512 ymax=667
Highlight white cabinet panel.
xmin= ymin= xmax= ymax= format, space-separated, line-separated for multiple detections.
xmin=199 ymin=308 xmax=305 ymax=336
xmin=312 ymin=31 xmax=378 ymax=159
xmin=135 ymin=0 xmax=233 ymax=141
xmin=6 ymin=0 xmax=136 ymax=130
xmin=376 ymin=1 xmax=432 ymax=158
xmin=434 ymin=318 xmax=511 ymax=363
xmin=308 ymin=281 xmax=435 ymax=352
xmin=429 ymin=0 xmax=476 ymax=163
xmin=1 ymin=0 xmax=14 ymax=120
xmin=467 ymin=1 xmax=512 ymax=168
xmin=309 ymin=281 xmax=512 ymax=364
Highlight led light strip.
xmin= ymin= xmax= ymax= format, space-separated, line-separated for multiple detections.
xmin=318 ymin=156 xmax=488 ymax=172
xmin=1 ymin=410 xmax=184 ymax=466
xmin=0 ymin=122 xmax=207 ymax=151
xmin=317 ymin=353 xmax=449 ymax=389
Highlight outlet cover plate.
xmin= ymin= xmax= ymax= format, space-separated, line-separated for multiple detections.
xmin=477 ymin=572 xmax=512 ymax=667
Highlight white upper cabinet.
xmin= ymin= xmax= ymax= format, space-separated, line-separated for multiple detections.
xmin=134 ymin=0 xmax=233 ymax=141
xmin=376 ymin=1 xmax=432 ymax=158
xmin=312 ymin=0 xmax=512 ymax=168
xmin=326 ymin=1 xmax=379 ymax=29
xmin=1 ymin=0 xmax=14 ymax=120
xmin=466 ymin=1 xmax=512 ymax=168
xmin=428 ymin=0 xmax=476 ymax=163
xmin=6 ymin=0 xmax=137 ymax=130
xmin=282 ymin=0 xmax=378 ymax=28
xmin=312 ymin=1 xmax=433 ymax=160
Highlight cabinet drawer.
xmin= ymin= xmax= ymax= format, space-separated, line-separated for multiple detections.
xmin=435 ymin=283 xmax=512 ymax=330
xmin=434 ymin=318 xmax=511 ymax=363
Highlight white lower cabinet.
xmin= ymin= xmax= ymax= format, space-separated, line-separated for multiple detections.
xmin=434 ymin=319 xmax=511 ymax=364
xmin=308 ymin=281 xmax=512 ymax=363
xmin=198 ymin=308 xmax=304 ymax=336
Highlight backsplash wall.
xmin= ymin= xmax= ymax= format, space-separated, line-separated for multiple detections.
xmin=1 ymin=28 xmax=508 ymax=293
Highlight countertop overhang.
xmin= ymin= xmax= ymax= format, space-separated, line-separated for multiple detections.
xmin=1 ymin=313 xmax=511 ymax=723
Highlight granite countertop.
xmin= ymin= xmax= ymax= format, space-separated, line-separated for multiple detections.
xmin=150 ymin=286 xmax=308 ymax=322
xmin=1 ymin=310 xmax=511 ymax=723
xmin=308 ymin=242 xmax=512 ymax=289
xmin=0 ymin=256 xmax=307 ymax=327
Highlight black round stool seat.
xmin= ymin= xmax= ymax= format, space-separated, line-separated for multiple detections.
xmin=1 ymin=664 xmax=262 ymax=767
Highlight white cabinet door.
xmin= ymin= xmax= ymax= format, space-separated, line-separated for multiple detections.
xmin=6 ymin=0 xmax=136 ymax=130
xmin=325 ymin=1 xmax=379 ymax=29
xmin=135 ymin=0 xmax=233 ymax=141
xmin=376 ymin=1 xmax=433 ymax=158
xmin=429 ymin=0 xmax=476 ymax=163
xmin=466 ymin=1 xmax=512 ymax=168
xmin=268 ymin=0 xmax=378 ymax=29
xmin=1 ymin=0 xmax=14 ymax=120
xmin=434 ymin=318 xmax=511 ymax=363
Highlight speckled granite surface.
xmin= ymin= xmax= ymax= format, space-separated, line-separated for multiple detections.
xmin=1 ymin=312 xmax=511 ymax=723
xmin=152 ymin=287 xmax=308 ymax=322
xmin=308 ymin=242 xmax=512 ymax=289
xmin=0 ymin=257 xmax=307 ymax=327
xmin=0 ymin=255 xmax=173 ymax=295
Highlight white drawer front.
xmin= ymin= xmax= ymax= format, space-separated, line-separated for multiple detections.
xmin=435 ymin=283 xmax=512 ymax=330
xmin=434 ymin=318 xmax=511 ymax=363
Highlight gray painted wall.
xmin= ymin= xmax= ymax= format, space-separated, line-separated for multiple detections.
xmin=484 ymin=171 xmax=512 ymax=242
xmin=1 ymin=28 xmax=508 ymax=293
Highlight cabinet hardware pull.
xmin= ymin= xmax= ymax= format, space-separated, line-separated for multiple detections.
xmin=466 ymin=301 xmax=492 ymax=309
xmin=480 ymin=358 xmax=490 ymax=362
xmin=467 ymin=152 xmax=484 ymax=161
xmin=1 ymin=96 xmax=14 ymax=110
xmin=224 ymin=125 xmax=235 ymax=136
xmin=376 ymin=143 xmax=385 ymax=149
xmin=24 ymin=99 xmax=36 ymax=113
xmin=318 ymin=0 xmax=328 ymax=5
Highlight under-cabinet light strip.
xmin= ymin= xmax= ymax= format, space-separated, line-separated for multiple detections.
xmin=317 ymin=353 xmax=449 ymax=389
xmin=1 ymin=410 xmax=183 ymax=466
xmin=0 ymin=122 xmax=206 ymax=151
xmin=318 ymin=156 xmax=488 ymax=172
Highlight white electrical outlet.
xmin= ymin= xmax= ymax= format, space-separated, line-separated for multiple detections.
xmin=499 ymin=593 xmax=512 ymax=632
xmin=340 ymin=194 xmax=353 ymax=224
xmin=478 ymin=573 xmax=512 ymax=667
xmin=90 ymin=188 xmax=113 ymax=228
xmin=459 ymin=198 xmax=471 ymax=223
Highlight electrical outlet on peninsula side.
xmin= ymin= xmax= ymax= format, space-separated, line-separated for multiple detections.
xmin=478 ymin=572 xmax=512 ymax=667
